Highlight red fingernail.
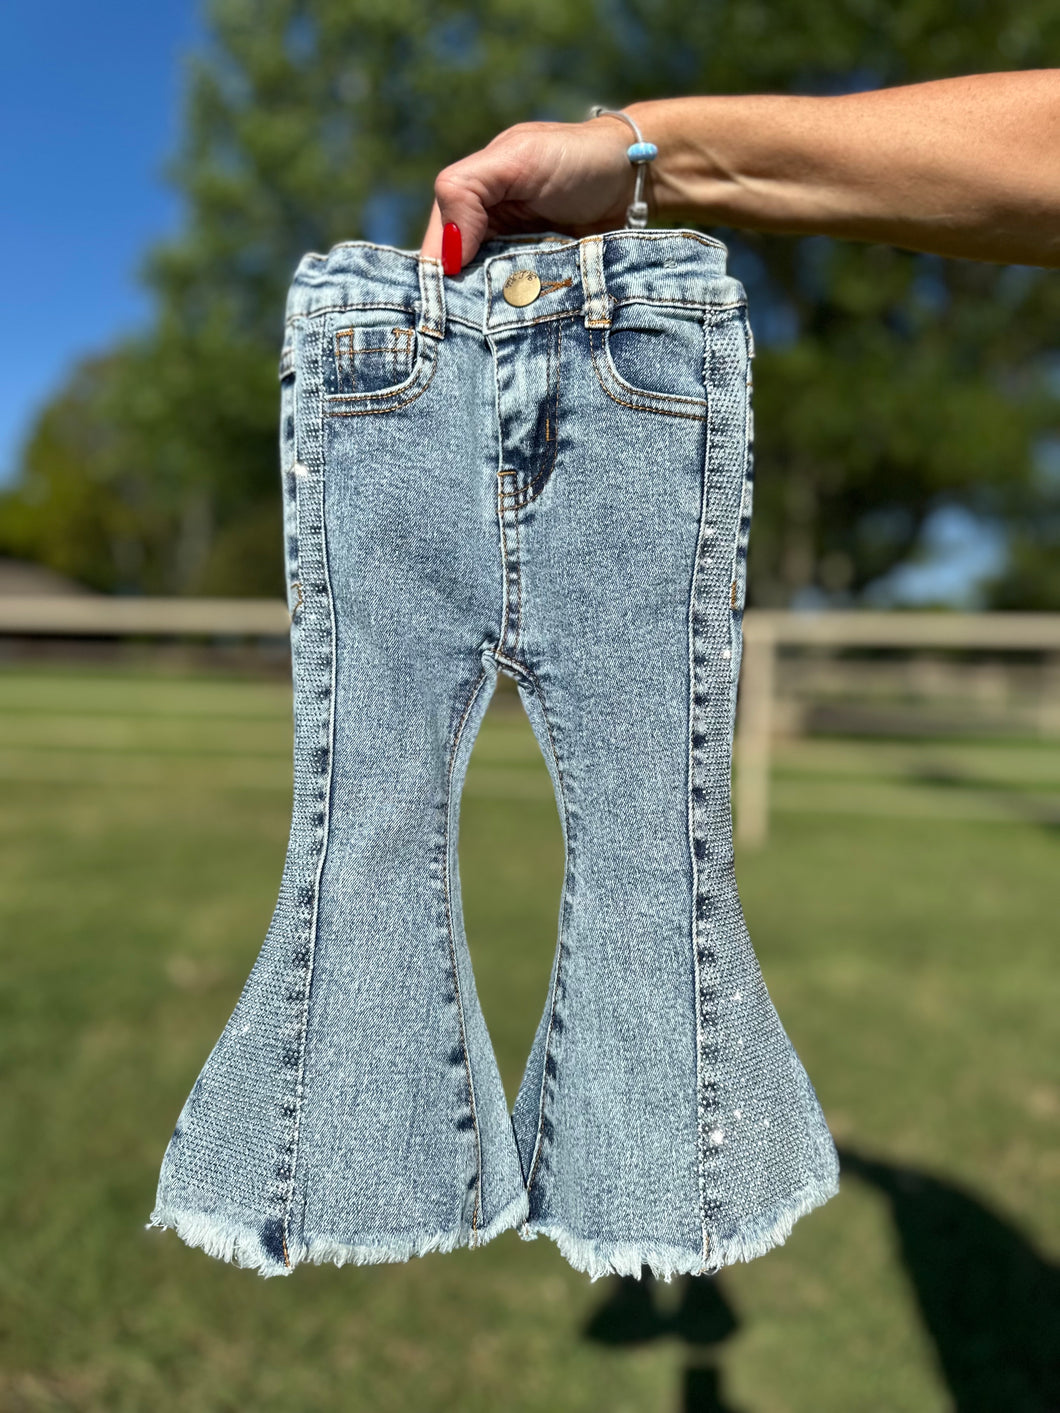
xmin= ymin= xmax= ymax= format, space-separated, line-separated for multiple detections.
xmin=442 ymin=222 xmax=462 ymax=275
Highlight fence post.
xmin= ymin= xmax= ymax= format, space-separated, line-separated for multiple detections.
xmin=735 ymin=614 xmax=776 ymax=849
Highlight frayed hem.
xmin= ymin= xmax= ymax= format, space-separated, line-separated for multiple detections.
xmin=518 ymin=1221 xmax=715 ymax=1283
xmin=518 ymin=1171 xmax=841 ymax=1283
xmin=145 ymin=1188 xmax=530 ymax=1279
xmin=293 ymin=1188 xmax=530 ymax=1271
xmin=144 ymin=1206 xmax=292 ymax=1277
xmin=701 ymin=1169 xmax=840 ymax=1271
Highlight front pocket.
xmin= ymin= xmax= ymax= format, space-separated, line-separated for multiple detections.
xmin=602 ymin=300 xmax=709 ymax=409
xmin=327 ymin=321 xmax=420 ymax=397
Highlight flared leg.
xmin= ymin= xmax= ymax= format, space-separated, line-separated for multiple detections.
xmin=501 ymin=277 xmax=838 ymax=1278
xmin=149 ymin=291 xmax=528 ymax=1275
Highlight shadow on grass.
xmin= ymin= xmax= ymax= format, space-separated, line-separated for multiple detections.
xmin=839 ymin=1145 xmax=1060 ymax=1413
xmin=582 ymin=1268 xmax=745 ymax=1411
xmin=582 ymin=1147 xmax=1058 ymax=1412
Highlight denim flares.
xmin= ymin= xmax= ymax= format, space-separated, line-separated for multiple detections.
xmin=148 ymin=228 xmax=839 ymax=1281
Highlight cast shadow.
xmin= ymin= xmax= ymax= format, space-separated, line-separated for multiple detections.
xmin=581 ymin=1148 xmax=1058 ymax=1412
xmin=582 ymin=1266 xmax=746 ymax=1412
xmin=839 ymin=1144 xmax=1060 ymax=1413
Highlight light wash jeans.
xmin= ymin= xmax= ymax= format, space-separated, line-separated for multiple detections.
xmin=148 ymin=228 xmax=839 ymax=1281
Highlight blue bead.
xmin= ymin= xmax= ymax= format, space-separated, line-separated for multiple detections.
xmin=627 ymin=141 xmax=658 ymax=162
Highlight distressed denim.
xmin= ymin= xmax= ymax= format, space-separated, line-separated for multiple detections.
xmin=147 ymin=227 xmax=839 ymax=1281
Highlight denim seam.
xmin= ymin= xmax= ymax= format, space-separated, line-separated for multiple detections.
xmin=588 ymin=325 xmax=709 ymax=422
xmin=493 ymin=651 xmax=570 ymax=1198
xmin=287 ymin=301 xmax=415 ymax=327
xmin=499 ymin=317 xmax=566 ymax=510
xmin=282 ymin=322 xmax=337 ymax=1267
xmin=728 ymin=332 xmax=754 ymax=677
xmin=611 ymin=297 xmax=747 ymax=313
xmin=513 ymin=504 xmax=523 ymax=651
xmin=448 ymin=304 xmax=745 ymax=337
xmin=487 ymin=326 xmax=515 ymax=659
xmin=607 ymin=228 xmax=729 ymax=254
xmin=443 ymin=670 xmax=492 ymax=1234
xmin=687 ymin=343 xmax=713 ymax=1271
xmin=688 ymin=301 xmax=749 ymax=1269
xmin=486 ymin=307 xmax=586 ymax=334
xmin=499 ymin=495 xmax=523 ymax=656
xmin=495 ymin=480 xmax=521 ymax=656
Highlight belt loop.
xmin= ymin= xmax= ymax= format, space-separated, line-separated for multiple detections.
xmin=580 ymin=234 xmax=611 ymax=327
xmin=417 ymin=255 xmax=447 ymax=339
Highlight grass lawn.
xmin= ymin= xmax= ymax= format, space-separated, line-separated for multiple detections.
xmin=0 ymin=662 xmax=1056 ymax=1412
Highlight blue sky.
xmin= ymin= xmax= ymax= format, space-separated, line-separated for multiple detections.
xmin=0 ymin=1 xmax=202 ymax=485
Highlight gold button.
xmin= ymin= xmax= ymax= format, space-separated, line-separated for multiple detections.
xmin=502 ymin=269 xmax=542 ymax=307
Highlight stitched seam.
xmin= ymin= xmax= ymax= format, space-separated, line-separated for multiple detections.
xmin=688 ymin=349 xmax=712 ymax=1270
xmin=282 ymin=324 xmax=337 ymax=1267
xmin=499 ymin=318 xmax=566 ymax=509
xmin=442 ymin=670 xmax=492 ymax=1235
xmin=492 ymin=651 xmax=570 ymax=1197
xmin=485 ymin=325 xmax=514 ymax=654
xmin=688 ymin=301 xmax=746 ymax=1272
xmin=487 ymin=307 xmax=584 ymax=333
xmin=414 ymin=302 xmax=746 ymax=339
xmin=730 ymin=316 xmax=755 ymax=668
xmin=589 ymin=327 xmax=707 ymax=421
xmin=512 ymin=501 xmax=523 ymax=652
xmin=729 ymin=381 xmax=751 ymax=651
xmin=608 ymin=228 xmax=728 ymax=253
xmin=288 ymin=301 xmax=415 ymax=327
xmin=611 ymin=296 xmax=745 ymax=312
xmin=394 ymin=326 xmax=414 ymax=381
xmin=497 ymin=485 xmax=521 ymax=654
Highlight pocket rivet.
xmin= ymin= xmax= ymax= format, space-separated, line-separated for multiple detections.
xmin=502 ymin=270 xmax=542 ymax=307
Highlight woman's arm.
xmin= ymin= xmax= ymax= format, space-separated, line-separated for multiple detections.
xmin=625 ymin=73 xmax=1060 ymax=266
xmin=420 ymin=71 xmax=1060 ymax=269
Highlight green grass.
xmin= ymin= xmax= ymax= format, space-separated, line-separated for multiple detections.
xmin=0 ymin=663 xmax=1056 ymax=1412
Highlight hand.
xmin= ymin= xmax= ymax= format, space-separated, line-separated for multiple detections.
xmin=419 ymin=115 xmax=645 ymax=269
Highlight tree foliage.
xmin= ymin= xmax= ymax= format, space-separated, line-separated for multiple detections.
xmin=2 ymin=0 xmax=1058 ymax=603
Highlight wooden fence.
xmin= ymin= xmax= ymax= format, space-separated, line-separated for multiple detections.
xmin=3 ymin=598 xmax=1060 ymax=846
xmin=735 ymin=611 xmax=1060 ymax=846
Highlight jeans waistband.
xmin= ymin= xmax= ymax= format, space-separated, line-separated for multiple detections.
xmin=283 ymin=227 xmax=745 ymax=339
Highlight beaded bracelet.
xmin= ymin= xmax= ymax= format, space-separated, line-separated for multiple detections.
xmin=588 ymin=105 xmax=658 ymax=229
